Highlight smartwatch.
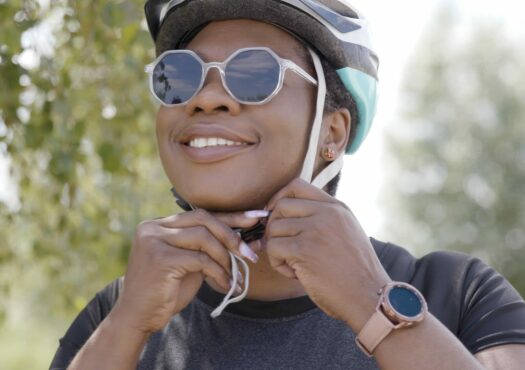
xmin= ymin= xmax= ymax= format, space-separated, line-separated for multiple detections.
xmin=356 ymin=282 xmax=428 ymax=357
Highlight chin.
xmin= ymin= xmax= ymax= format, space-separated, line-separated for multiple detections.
xmin=176 ymin=183 xmax=269 ymax=212
xmin=186 ymin=195 xmax=263 ymax=213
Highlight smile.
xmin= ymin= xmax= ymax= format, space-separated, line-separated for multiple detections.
xmin=188 ymin=137 xmax=250 ymax=148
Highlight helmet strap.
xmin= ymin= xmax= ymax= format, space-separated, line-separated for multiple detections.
xmin=299 ymin=48 xmax=326 ymax=184
xmin=311 ymin=155 xmax=344 ymax=189
xmin=299 ymin=48 xmax=343 ymax=191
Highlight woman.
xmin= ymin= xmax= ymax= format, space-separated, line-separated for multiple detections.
xmin=50 ymin=1 xmax=525 ymax=369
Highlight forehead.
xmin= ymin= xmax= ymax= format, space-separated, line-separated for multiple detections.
xmin=186 ymin=19 xmax=308 ymax=66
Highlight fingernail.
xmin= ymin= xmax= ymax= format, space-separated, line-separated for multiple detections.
xmin=239 ymin=241 xmax=259 ymax=263
xmin=244 ymin=210 xmax=270 ymax=218
xmin=236 ymin=271 xmax=244 ymax=284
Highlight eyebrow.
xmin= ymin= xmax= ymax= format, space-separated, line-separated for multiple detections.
xmin=184 ymin=48 xmax=224 ymax=63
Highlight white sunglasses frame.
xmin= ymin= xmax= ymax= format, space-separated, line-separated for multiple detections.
xmin=144 ymin=46 xmax=318 ymax=106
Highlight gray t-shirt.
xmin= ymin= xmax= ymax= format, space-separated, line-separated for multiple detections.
xmin=139 ymin=283 xmax=377 ymax=370
xmin=50 ymin=238 xmax=525 ymax=369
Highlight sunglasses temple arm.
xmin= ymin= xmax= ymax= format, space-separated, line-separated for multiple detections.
xmin=284 ymin=60 xmax=318 ymax=86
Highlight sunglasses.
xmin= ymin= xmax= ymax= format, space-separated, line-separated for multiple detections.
xmin=145 ymin=47 xmax=318 ymax=106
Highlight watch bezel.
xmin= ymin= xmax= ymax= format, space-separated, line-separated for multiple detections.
xmin=379 ymin=282 xmax=428 ymax=328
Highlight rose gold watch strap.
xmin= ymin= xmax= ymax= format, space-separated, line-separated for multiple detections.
xmin=355 ymin=310 xmax=395 ymax=357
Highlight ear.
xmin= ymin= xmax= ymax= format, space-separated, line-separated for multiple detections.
xmin=319 ymin=108 xmax=352 ymax=157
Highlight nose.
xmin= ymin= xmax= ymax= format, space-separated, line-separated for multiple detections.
xmin=185 ymin=67 xmax=241 ymax=116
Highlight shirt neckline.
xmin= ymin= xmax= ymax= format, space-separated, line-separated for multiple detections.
xmin=196 ymin=282 xmax=317 ymax=319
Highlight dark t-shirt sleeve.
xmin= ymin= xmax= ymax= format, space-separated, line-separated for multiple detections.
xmin=49 ymin=278 xmax=122 ymax=370
xmin=457 ymin=256 xmax=525 ymax=353
xmin=373 ymin=239 xmax=525 ymax=354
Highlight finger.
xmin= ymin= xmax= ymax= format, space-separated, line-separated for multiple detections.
xmin=265 ymin=236 xmax=300 ymax=279
xmin=166 ymin=247 xmax=233 ymax=292
xmin=269 ymin=198 xmax=324 ymax=220
xmin=157 ymin=210 xmax=251 ymax=259
xmin=266 ymin=178 xmax=337 ymax=211
xmin=159 ymin=225 xmax=232 ymax=275
xmin=212 ymin=211 xmax=267 ymax=228
xmin=265 ymin=217 xmax=307 ymax=238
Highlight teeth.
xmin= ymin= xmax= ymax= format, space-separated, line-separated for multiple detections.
xmin=189 ymin=137 xmax=247 ymax=148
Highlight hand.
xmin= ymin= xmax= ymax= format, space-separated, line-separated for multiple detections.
xmin=264 ymin=178 xmax=391 ymax=330
xmin=113 ymin=210 xmax=260 ymax=335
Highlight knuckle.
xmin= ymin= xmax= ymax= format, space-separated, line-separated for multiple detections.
xmin=272 ymin=200 xmax=285 ymax=217
xmin=193 ymin=209 xmax=210 ymax=224
xmin=201 ymin=230 xmax=214 ymax=245
xmin=201 ymin=232 xmax=219 ymax=252
xmin=135 ymin=221 xmax=157 ymax=243
xmin=194 ymin=225 xmax=208 ymax=240
xmin=335 ymin=199 xmax=350 ymax=211
xmin=196 ymin=251 xmax=210 ymax=265
xmin=291 ymin=178 xmax=303 ymax=187
xmin=264 ymin=221 xmax=274 ymax=237
xmin=225 ymin=231 xmax=240 ymax=250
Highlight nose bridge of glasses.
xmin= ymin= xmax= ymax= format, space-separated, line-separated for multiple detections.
xmin=198 ymin=61 xmax=231 ymax=98
xmin=202 ymin=61 xmax=227 ymax=80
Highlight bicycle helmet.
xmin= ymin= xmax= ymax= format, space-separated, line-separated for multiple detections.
xmin=144 ymin=0 xmax=378 ymax=193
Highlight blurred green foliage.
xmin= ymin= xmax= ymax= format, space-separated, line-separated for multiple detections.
xmin=2 ymin=1 xmax=524 ymax=369
xmin=383 ymin=8 xmax=525 ymax=296
xmin=0 ymin=1 xmax=176 ymax=368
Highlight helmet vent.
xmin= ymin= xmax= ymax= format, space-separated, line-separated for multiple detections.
xmin=317 ymin=0 xmax=359 ymax=18
xmin=297 ymin=0 xmax=361 ymax=33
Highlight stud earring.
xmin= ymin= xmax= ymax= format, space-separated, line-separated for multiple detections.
xmin=323 ymin=147 xmax=336 ymax=161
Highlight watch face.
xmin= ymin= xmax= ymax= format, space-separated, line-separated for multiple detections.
xmin=388 ymin=286 xmax=423 ymax=318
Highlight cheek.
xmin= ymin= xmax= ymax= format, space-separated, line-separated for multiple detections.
xmin=251 ymin=97 xmax=313 ymax=188
xmin=155 ymin=108 xmax=183 ymax=181
xmin=263 ymin=89 xmax=314 ymax=157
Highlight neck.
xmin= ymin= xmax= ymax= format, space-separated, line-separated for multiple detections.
xmin=205 ymin=251 xmax=306 ymax=301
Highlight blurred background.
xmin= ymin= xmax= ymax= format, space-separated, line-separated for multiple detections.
xmin=0 ymin=0 xmax=524 ymax=368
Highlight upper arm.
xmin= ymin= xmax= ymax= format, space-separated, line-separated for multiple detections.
xmin=456 ymin=257 xmax=525 ymax=353
xmin=475 ymin=344 xmax=525 ymax=370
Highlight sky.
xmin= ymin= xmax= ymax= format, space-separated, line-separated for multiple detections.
xmin=1 ymin=0 xmax=524 ymax=233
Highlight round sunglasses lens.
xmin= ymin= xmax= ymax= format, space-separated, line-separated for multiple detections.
xmin=225 ymin=50 xmax=280 ymax=103
xmin=152 ymin=53 xmax=202 ymax=105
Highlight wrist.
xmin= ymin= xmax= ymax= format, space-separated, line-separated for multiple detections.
xmin=108 ymin=300 xmax=153 ymax=341
xmin=355 ymin=282 xmax=428 ymax=357
xmin=342 ymin=278 xmax=393 ymax=331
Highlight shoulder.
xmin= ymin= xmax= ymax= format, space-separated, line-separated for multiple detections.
xmin=370 ymin=236 xmax=518 ymax=306
xmin=371 ymin=237 xmax=476 ymax=283
xmin=83 ymin=276 xmax=123 ymax=322
xmin=49 ymin=277 xmax=124 ymax=369
xmin=71 ymin=276 xmax=124 ymax=334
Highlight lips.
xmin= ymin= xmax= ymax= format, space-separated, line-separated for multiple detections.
xmin=188 ymin=137 xmax=250 ymax=148
xmin=177 ymin=123 xmax=257 ymax=146
xmin=176 ymin=123 xmax=258 ymax=163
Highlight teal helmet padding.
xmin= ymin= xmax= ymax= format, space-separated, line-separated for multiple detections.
xmin=145 ymin=0 xmax=379 ymax=154
xmin=337 ymin=67 xmax=378 ymax=153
